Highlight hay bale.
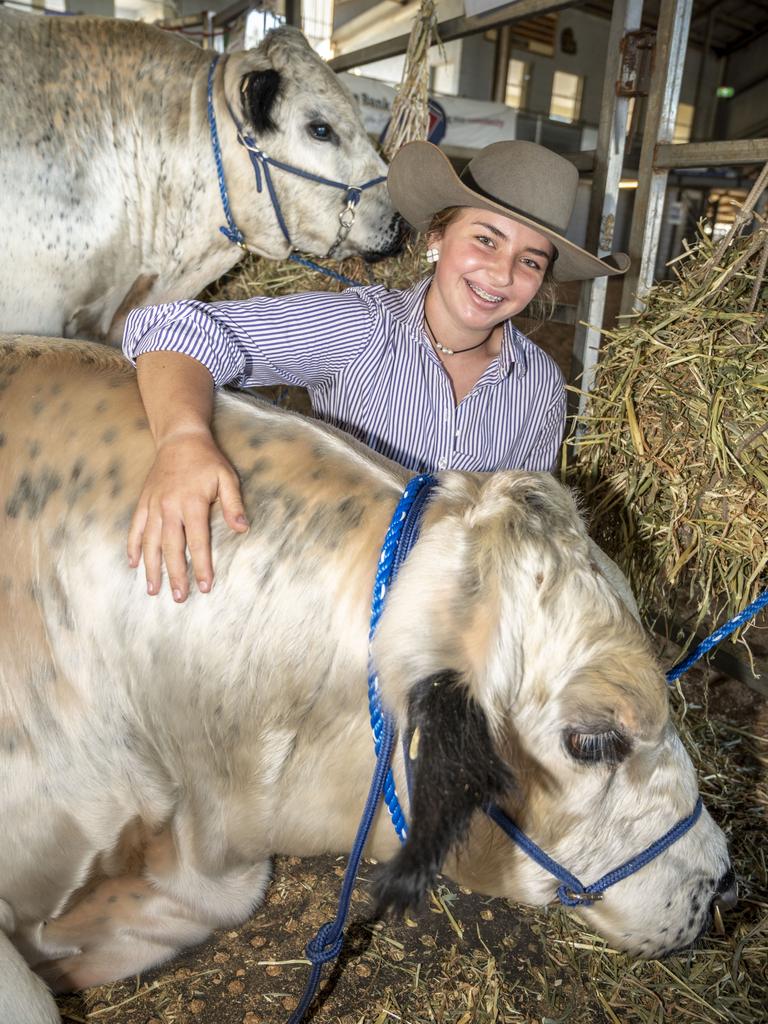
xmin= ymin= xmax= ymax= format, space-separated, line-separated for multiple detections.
xmin=568 ymin=167 xmax=768 ymax=649
xmin=201 ymin=242 xmax=426 ymax=305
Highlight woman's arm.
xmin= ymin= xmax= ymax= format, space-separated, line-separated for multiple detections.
xmin=128 ymin=351 xmax=248 ymax=602
xmin=123 ymin=289 xmax=375 ymax=600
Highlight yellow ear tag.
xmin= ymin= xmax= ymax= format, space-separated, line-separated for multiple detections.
xmin=409 ymin=727 xmax=421 ymax=761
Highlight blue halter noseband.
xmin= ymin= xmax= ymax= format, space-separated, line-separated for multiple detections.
xmin=206 ymin=55 xmax=386 ymax=284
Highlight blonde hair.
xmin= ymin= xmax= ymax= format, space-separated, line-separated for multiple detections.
xmin=425 ymin=207 xmax=558 ymax=332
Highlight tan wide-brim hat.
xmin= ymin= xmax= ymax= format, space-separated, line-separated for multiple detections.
xmin=387 ymin=140 xmax=629 ymax=283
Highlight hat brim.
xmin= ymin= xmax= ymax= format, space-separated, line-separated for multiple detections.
xmin=387 ymin=141 xmax=629 ymax=283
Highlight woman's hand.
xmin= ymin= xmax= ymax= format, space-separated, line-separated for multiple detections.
xmin=127 ymin=428 xmax=249 ymax=601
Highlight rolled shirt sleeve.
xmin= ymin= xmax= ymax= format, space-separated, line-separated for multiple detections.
xmin=122 ymin=290 xmax=375 ymax=390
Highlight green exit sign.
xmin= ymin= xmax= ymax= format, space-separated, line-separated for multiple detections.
xmin=716 ymin=86 xmax=735 ymax=98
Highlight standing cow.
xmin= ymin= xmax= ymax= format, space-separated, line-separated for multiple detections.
xmin=0 ymin=12 xmax=401 ymax=341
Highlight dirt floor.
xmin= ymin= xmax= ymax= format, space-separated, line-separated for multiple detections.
xmin=55 ymin=642 xmax=768 ymax=1024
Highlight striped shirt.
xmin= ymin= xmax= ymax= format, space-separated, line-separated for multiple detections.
xmin=122 ymin=277 xmax=566 ymax=474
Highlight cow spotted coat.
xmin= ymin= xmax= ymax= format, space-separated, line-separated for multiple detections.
xmin=0 ymin=338 xmax=732 ymax=1024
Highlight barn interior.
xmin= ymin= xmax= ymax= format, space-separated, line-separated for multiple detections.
xmin=3 ymin=0 xmax=767 ymax=1022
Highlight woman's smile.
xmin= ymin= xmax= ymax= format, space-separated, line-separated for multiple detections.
xmin=465 ymin=280 xmax=505 ymax=305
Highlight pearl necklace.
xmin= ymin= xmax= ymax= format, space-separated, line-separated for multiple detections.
xmin=424 ymin=313 xmax=495 ymax=356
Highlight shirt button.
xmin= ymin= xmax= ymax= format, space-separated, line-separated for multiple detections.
xmin=443 ymin=410 xmax=450 ymax=422
xmin=437 ymin=457 xmax=447 ymax=470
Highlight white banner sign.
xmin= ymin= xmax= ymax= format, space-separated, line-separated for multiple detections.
xmin=340 ymin=73 xmax=517 ymax=152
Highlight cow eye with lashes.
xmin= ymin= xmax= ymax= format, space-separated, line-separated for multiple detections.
xmin=307 ymin=120 xmax=336 ymax=143
xmin=564 ymin=727 xmax=632 ymax=765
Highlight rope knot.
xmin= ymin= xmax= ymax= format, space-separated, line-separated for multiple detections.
xmin=305 ymin=922 xmax=344 ymax=965
xmin=556 ymin=883 xmax=603 ymax=907
xmin=219 ymin=225 xmax=245 ymax=246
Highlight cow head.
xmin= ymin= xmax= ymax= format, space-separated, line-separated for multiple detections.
xmin=371 ymin=472 xmax=733 ymax=957
xmin=222 ymin=27 xmax=403 ymax=262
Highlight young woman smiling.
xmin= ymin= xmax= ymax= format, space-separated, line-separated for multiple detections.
xmin=121 ymin=140 xmax=628 ymax=601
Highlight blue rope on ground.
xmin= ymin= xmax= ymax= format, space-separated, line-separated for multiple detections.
xmin=287 ymin=714 xmax=397 ymax=1024
xmin=666 ymin=585 xmax=768 ymax=682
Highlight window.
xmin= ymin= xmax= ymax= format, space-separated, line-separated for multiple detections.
xmin=704 ymin=188 xmax=747 ymax=241
xmin=505 ymin=59 xmax=529 ymax=110
xmin=301 ymin=0 xmax=334 ymax=58
xmin=549 ymin=70 xmax=583 ymax=123
xmin=673 ymin=102 xmax=695 ymax=144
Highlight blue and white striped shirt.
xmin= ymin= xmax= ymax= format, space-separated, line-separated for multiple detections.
xmin=123 ymin=278 xmax=565 ymax=474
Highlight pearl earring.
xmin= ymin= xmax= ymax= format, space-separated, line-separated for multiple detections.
xmin=425 ymin=247 xmax=440 ymax=264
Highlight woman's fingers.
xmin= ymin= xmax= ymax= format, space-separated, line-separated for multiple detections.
xmin=218 ymin=471 xmax=249 ymax=534
xmin=185 ymin=496 xmax=218 ymax=594
xmin=127 ymin=442 xmax=247 ymax=598
xmin=127 ymin=500 xmax=149 ymax=569
xmin=140 ymin=502 xmax=165 ymax=597
xmin=162 ymin=514 xmax=193 ymax=602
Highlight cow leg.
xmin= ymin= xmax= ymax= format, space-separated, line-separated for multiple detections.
xmin=0 ymin=901 xmax=59 ymax=1024
xmin=105 ymin=273 xmax=159 ymax=344
xmin=29 ymin=859 xmax=270 ymax=993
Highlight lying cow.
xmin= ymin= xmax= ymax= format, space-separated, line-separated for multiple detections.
xmin=0 ymin=12 xmax=400 ymax=342
xmin=0 ymin=338 xmax=735 ymax=1024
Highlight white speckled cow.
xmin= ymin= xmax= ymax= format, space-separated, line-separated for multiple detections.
xmin=0 ymin=12 xmax=400 ymax=342
xmin=0 ymin=339 xmax=734 ymax=1024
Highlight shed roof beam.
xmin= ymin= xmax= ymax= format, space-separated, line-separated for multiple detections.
xmin=328 ymin=0 xmax=572 ymax=71
xmin=655 ymin=138 xmax=768 ymax=167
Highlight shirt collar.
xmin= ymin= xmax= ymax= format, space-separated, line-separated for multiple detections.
xmin=380 ymin=278 xmax=530 ymax=380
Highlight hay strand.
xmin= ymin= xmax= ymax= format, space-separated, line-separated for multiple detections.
xmin=380 ymin=0 xmax=441 ymax=160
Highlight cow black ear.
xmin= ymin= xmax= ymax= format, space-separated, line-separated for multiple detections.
xmin=241 ymin=69 xmax=281 ymax=134
xmin=373 ymin=670 xmax=514 ymax=915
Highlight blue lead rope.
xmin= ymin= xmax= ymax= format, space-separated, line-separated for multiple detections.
xmin=286 ymin=252 xmax=365 ymax=289
xmin=289 ymin=475 xmax=436 ymax=1024
xmin=207 ymin=55 xmax=244 ymax=248
xmin=665 ymin=585 xmax=768 ymax=682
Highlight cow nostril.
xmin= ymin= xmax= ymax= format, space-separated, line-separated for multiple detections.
xmin=709 ymin=868 xmax=737 ymax=934
xmin=712 ymin=885 xmax=738 ymax=915
xmin=714 ymin=867 xmax=737 ymax=909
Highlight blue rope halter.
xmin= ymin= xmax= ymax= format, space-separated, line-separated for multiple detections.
xmin=206 ymin=55 xmax=385 ymax=287
xmin=290 ymin=476 xmax=764 ymax=1022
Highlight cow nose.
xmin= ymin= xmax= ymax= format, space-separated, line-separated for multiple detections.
xmin=712 ymin=867 xmax=738 ymax=913
xmin=364 ymin=216 xmax=408 ymax=262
